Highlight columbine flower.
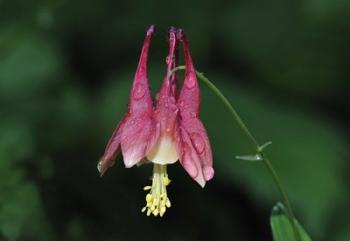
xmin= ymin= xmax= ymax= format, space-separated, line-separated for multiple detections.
xmin=98 ymin=25 xmax=214 ymax=217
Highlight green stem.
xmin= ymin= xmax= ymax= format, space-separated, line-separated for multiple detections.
xmin=171 ymin=66 xmax=301 ymax=241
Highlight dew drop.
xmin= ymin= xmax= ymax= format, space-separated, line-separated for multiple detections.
xmin=191 ymin=133 xmax=205 ymax=153
xmin=170 ymin=103 xmax=178 ymax=112
xmin=97 ymin=161 xmax=103 ymax=173
xmin=133 ymin=83 xmax=146 ymax=99
xmin=185 ymin=76 xmax=196 ymax=89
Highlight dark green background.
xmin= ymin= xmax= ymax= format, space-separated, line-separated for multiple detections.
xmin=1 ymin=0 xmax=350 ymax=240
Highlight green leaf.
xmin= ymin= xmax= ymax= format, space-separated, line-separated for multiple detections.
xmin=236 ymin=154 xmax=262 ymax=162
xmin=271 ymin=202 xmax=312 ymax=241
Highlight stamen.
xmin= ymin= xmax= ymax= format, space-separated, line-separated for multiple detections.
xmin=142 ymin=164 xmax=172 ymax=217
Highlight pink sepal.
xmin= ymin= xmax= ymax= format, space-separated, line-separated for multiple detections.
xmin=98 ymin=115 xmax=127 ymax=175
xmin=120 ymin=25 xmax=158 ymax=167
xmin=154 ymin=28 xmax=179 ymax=139
xmin=176 ymin=29 xmax=214 ymax=186
xmin=98 ymin=25 xmax=158 ymax=173
xmin=120 ymin=114 xmax=159 ymax=167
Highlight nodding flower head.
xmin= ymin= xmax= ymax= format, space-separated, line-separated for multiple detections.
xmin=98 ymin=25 xmax=214 ymax=217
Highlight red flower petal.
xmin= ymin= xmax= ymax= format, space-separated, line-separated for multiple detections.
xmin=176 ymin=30 xmax=214 ymax=186
xmin=181 ymin=117 xmax=214 ymax=181
xmin=128 ymin=25 xmax=154 ymax=115
xmin=147 ymin=28 xmax=179 ymax=165
xmin=120 ymin=25 xmax=158 ymax=167
xmin=99 ymin=25 xmax=158 ymax=172
xmin=176 ymin=126 xmax=206 ymax=187
xmin=98 ymin=114 xmax=128 ymax=175
xmin=154 ymin=28 xmax=178 ymax=135
xmin=121 ymin=114 xmax=159 ymax=167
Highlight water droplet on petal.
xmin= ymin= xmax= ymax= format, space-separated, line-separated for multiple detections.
xmin=185 ymin=76 xmax=196 ymax=89
xmin=203 ymin=166 xmax=214 ymax=180
xmin=170 ymin=103 xmax=178 ymax=112
xmin=97 ymin=161 xmax=103 ymax=173
xmin=133 ymin=83 xmax=146 ymax=99
xmin=191 ymin=133 xmax=205 ymax=153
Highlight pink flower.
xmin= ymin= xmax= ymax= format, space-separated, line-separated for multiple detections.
xmin=98 ymin=26 xmax=214 ymax=217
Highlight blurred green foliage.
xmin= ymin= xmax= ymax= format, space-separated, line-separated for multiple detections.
xmin=270 ymin=202 xmax=312 ymax=241
xmin=1 ymin=0 xmax=350 ymax=241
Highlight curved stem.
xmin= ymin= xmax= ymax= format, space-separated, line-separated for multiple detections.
xmin=259 ymin=152 xmax=296 ymax=237
xmin=171 ymin=66 xmax=301 ymax=241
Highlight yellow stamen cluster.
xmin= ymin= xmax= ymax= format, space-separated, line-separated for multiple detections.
xmin=141 ymin=164 xmax=171 ymax=217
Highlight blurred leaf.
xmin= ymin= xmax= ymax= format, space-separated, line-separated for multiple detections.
xmin=0 ymin=181 xmax=52 ymax=241
xmin=0 ymin=33 xmax=61 ymax=99
xmin=0 ymin=119 xmax=35 ymax=162
xmin=303 ymin=0 xmax=350 ymax=20
xmin=271 ymin=202 xmax=312 ymax=241
xmin=50 ymin=84 xmax=90 ymax=148
xmin=335 ymin=223 xmax=350 ymax=241
xmin=0 ymin=121 xmax=52 ymax=240
xmin=0 ymin=183 xmax=34 ymax=240
xmin=221 ymin=0 xmax=345 ymax=97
